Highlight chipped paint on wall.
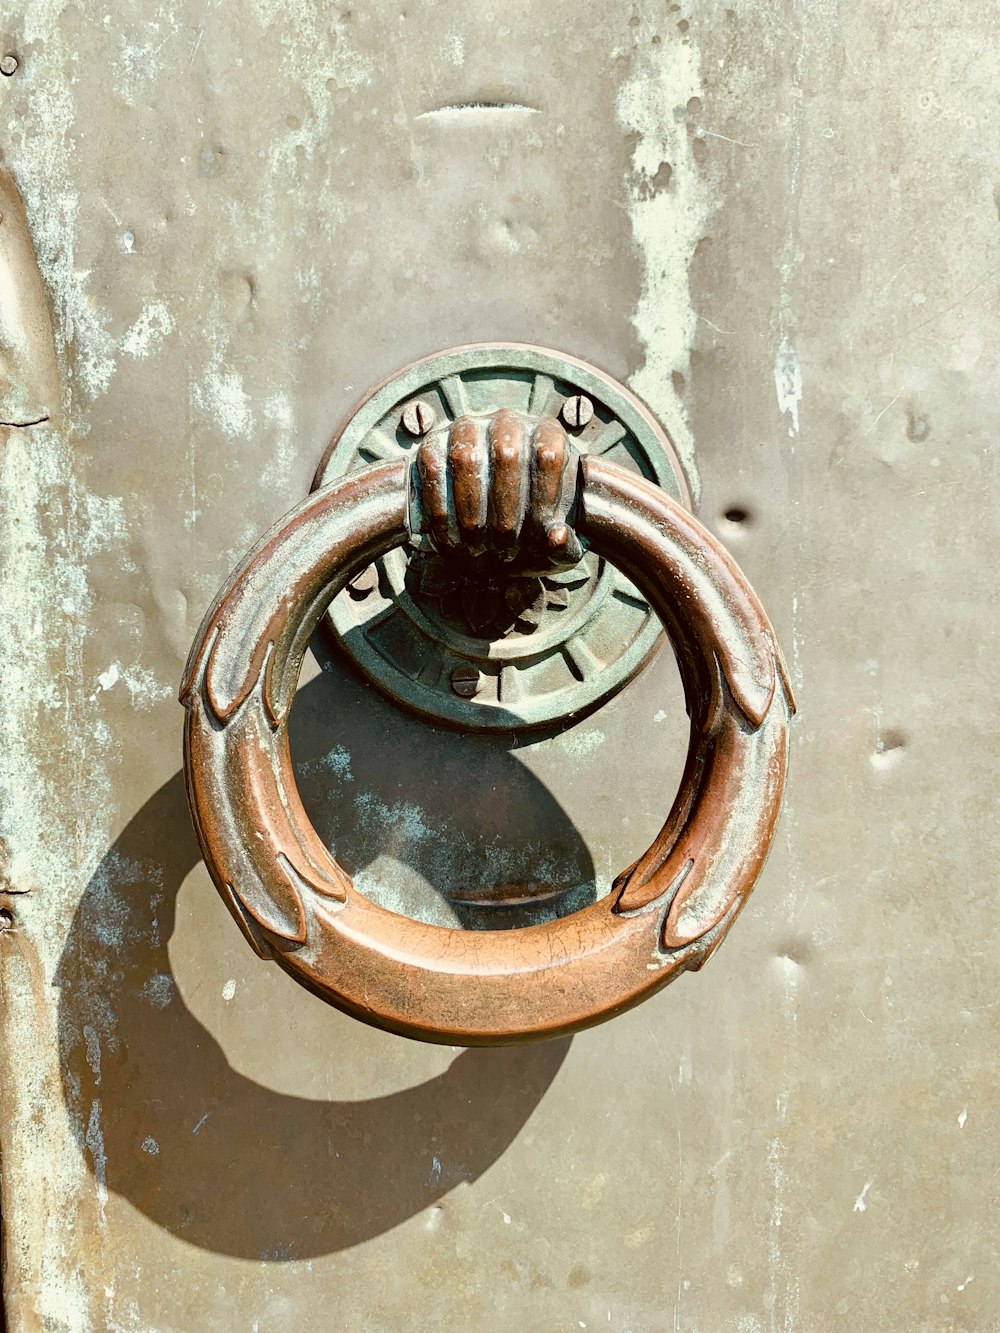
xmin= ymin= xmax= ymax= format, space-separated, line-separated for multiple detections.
xmin=0 ymin=7 xmax=140 ymax=1328
xmin=119 ymin=301 xmax=175 ymax=361
xmin=774 ymin=337 xmax=803 ymax=437
xmin=190 ymin=358 xmax=256 ymax=441
xmin=617 ymin=33 xmax=710 ymax=504
xmin=558 ymin=728 xmax=606 ymax=760
xmin=92 ymin=660 xmax=171 ymax=709
xmin=0 ymin=438 xmax=122 ymax=1330
xmin=15 ymin=6 xmax=117 ymax=403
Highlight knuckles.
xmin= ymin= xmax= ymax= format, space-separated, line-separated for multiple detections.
xmin=415 ymin=409 xmax=582 ymax=570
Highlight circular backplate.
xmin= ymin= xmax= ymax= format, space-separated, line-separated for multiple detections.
xmin=312 ymin=343 xmax=692 ymax=731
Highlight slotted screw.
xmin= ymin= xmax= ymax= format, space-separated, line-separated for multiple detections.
xmin=450 ymin=664 xmax=481 ymax=698
xmin=402 ymin=399 xmax=435 ymax=437
xmin=561 ymin=394 xmax=594 ymax=429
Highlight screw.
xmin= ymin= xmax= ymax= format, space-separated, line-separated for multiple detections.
xmin=561 ymin=394 xmax=594 ymax=429
xmin=348 ymin=564 xmax=379 ymax=598
xmin=402 ymin=399 xmax=435 ymax=437
xmin=450 ymin=664 xmax=481 ymax=698
xmin=0 ymin=55 xmax=18 ymax=76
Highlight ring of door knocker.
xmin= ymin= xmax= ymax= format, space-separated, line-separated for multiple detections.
xmin=180 ymin=344 xmax=795 ymax=1044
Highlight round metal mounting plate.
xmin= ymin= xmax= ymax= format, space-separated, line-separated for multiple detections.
xmin=312 ymin=343 xmax=692 ymax=731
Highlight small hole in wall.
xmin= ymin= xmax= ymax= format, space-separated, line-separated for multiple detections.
xmin=723 ymin=506 xmax=751 ymax=527
xmin=0 ymin=908 xmax=14 ymax=931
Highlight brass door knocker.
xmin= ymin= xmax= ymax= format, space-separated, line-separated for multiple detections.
xmin=181 ymin=345 xmax=795 ymax=1044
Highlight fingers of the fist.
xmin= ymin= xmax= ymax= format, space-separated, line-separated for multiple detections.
xmin=531 ymin=418 xmax=568 ymax=528
xmin=415 ymin=437 xmax=454 ymax=550
xmin=488 ymin=409 xmax=529 ymax=559
xmin=545 ymin=521 xmax=583 ymax=567
xmin=448 ymin=417 xmax=488 ymax=554
xmin=533 ymin=418 xmax=581 ymax=566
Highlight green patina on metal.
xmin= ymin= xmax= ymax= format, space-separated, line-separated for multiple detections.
xmin=312 ymin=343 xmax=692 ymax=730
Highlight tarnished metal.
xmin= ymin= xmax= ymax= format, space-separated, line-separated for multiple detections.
xmin=314 ymin=343 xmax=692 ymax=730
xmin=0 ymin=2 xmax=997 ymax=1328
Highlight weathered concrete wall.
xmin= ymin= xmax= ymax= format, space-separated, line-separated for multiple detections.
xmin=0 ymin=1 xmax=997 ymax=1329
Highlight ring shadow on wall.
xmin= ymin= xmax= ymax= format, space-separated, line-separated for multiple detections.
xmin=55 ymin=652 xmax=586 ymax=1259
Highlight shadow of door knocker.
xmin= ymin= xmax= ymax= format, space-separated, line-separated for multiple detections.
xmin=180 ymin=343 xmax=796 ymax=1045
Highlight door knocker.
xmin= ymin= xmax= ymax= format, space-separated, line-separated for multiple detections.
xmin=180 ymin=344 xmax=795 ymax=1044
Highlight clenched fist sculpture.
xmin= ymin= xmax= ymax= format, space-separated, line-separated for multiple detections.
xmin=413 ymin=408 xmax=584 ymax=575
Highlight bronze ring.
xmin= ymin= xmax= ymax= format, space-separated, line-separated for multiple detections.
xmin=180 ymin=457 xmax=795 ymax=1045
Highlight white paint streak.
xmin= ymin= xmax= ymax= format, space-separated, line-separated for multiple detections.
xmin=92 ymin=660 xmax=171 ymax=710
xmin=83 ymin=1024 xmax=102 ymax=1084
xmin=957 ymin=1107 xmax=968 ymax=1129
xmin=444 ymin=29 xmax=465 ymax=67
xmin=140 ymin=973 xmax=174 ymax=1009
xmin=119 ymin=300 xmax=175 ymax=360
xmin=773 ymin=337 xmax=803 ymax=437
xmin=560 ymin=728 xmax=606 ymax=759
xmin=190 ymin=361 xmax=255 ymax=440
xmin=853 ymin=1179 xmax=873 ymax=1213
xmin=222 ymin=977 xmax=237 ymax=1002
xmin=260 ymin=390 xmax=298 ymax=492
xmin=14 ymin=9 xmax=116 ymax=401
xmin=617 ymin=38 xmax=707 ymax=501
xmin=97 ymin=662 xmax=120 ymax=693
xmin=85 ymin=1100 xmax=109 ymax=1221
xmin=246 ymin=0 xmax=373 ymax=173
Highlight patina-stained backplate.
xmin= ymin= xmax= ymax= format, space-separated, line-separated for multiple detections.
xmin=313 ymin=343 xmax=691 ymax=729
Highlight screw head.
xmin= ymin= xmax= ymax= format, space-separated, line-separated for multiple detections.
xmin=0 ymin=55 xmax=18 ymax=76
xmin=450 ymin=664 xmax=481 ymax=698
xmin=348 ymin=564 xmax=380 ymax=598
xmin=561 ymin=394 xmax=594 ymax=429
xmin=402 ymin=399 xmax=435 ymax=437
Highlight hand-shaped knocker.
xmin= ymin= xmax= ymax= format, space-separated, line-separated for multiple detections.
xmin=415 ymin=407 xmax=584 ymax=572
xmin=181 ymin=346 xmax=794 ymax=1044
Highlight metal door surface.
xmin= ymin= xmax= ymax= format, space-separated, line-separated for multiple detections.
xmin=0 ymin=2 xmax=996 ymax=1330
